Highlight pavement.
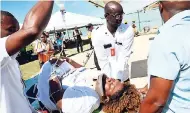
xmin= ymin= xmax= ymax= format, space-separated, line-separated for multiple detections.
xmin=69 ymin=34 xmax=156 ymax=88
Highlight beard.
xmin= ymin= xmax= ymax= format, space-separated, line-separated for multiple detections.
xmin=108 ymin=20 xmax=121 ymax=28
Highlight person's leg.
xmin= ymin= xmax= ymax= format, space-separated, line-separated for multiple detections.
xmin=58 ymin=45 xmax=62 ymax=52
xmin=80 ymin=41 xmax=83 ymax=52
xmin=89 ymin=39 xmax=93 ymax=49
xmin=61 ymin=48 xmax=66 ymax=57
xmin=60 ymin=46 xmax=63 ymax=56
xmin=76 ymin=41 xmax=80 ymax=53
xmin=57 ymin=45 xmax=59 ymax=52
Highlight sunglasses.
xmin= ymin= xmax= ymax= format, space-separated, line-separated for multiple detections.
xmin=107 ymin=12 xmax=125 ymax=19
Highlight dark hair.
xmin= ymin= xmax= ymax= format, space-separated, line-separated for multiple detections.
xmin=42 ymin=31 xmax=49 ymax=37
xmin=102 ymin=84 xmax=141 ymax=113
xmin=160 ymin=1 xmax=190 ymax=14
xmin=109 ymin=84 xmax=130 ymax=101
xmin=1 ymin=10 xmax=16 ymax=24
xmin=87 ymin=23 xmax=93 ymax=28
xmin=1 ymin=10 xmax=15 ymax=18
xmin=56 ymin=32 xmax=61 ymax=37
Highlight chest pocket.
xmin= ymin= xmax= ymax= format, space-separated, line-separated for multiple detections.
xmin=115 ymin=35 xmax=124 ymax=56
xmin=103 ymin=43 xmax=112 ymax=57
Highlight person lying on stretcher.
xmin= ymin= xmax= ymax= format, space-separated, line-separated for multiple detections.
xmin=37 ymin=57 xmax=141 ymax=113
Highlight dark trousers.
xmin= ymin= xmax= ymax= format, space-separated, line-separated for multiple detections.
xmin=58 ymin=45 xmax=66 ymax=57
xmin=57 ymin=45 xmax=62 ymax=52
xmin=76 ymin=40 xmax=83 ymax=53
xmin=60 ymin=49 xmax=66 ymax=57
xmin=89 ymin=38 xmax=93 ymax=49
xmin=94 ymin=52 xmax=101 ymax=70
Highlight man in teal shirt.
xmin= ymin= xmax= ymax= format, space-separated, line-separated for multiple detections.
xmin=140 ymin=1 xmax=190 ymax=113
xmin=56 ymin=32 xmax=66 ymax=56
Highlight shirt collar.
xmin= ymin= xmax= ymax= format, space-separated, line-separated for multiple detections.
xmin=159 ymin=10 xmax=190 ymax=33
xmin=104 ymin=23 xmax=127 ymax=35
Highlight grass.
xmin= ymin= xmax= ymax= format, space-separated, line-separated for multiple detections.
xmin=25 ymin=44 xmax=33 ymax=51
xmin=20 ymin=60 xmax=40 ymax=80
xmin=20 ymin=44 xmax=91 ymax=80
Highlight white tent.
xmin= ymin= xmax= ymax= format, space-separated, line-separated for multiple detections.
xmin=45 ymin=11 xmax=104 ymax=31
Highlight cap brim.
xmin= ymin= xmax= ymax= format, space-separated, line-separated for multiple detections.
xmin=95 ymin=74 xmax=104 ymax=97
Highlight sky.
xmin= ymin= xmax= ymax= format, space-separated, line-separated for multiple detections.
xmin=1 ymin=1 xmax=104 ymax=24
xmin=1 ymin=0 xmax=162 ymax=30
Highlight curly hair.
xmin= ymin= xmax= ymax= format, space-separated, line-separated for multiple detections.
xmin=102 ymin=83 xmax=141 ymax=113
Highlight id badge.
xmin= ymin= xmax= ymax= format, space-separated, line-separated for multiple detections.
xmin=111 ymin=48 xmax=115 ymax=56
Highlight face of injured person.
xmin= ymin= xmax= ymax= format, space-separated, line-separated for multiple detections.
xmin=102 ymin=75 xmax=124 ymax=97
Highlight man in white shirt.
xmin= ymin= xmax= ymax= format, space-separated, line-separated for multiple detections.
xmin=140 ymin=1 xmax=190 ymax=113
xmin=0 ymin=1 xmax=54 ymax=113
xmin=92 ymin=1 xmax=134 ymax=82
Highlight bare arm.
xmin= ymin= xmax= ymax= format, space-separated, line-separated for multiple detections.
xmin=138 ymin=84 xmax=148 ymax=95
xmin=49 ymin=76 xmax=63 ymax=110
xmin=139 ymin=76 xmax=173 ymax=113
xmin=6 ymin=1 xmax=54 ymax=56
xmin=49 ymin=57 xmax=82 ymax=68
xmin=68 ymin=58 xmax=82 ymax=68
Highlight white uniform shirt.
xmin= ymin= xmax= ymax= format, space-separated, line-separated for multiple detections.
xmin=148 ymin=10 xmax=190 ymax=113
xmin=92 ymin=23 xmax=134 ymax=81
xmin=0 ymin=36 xmax=32 ymax=113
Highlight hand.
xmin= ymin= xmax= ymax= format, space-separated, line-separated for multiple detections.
xmin=43 ymin=49 xmax=48 ymax=52
xmin=61 ymin=57 xmax=71 ymax=63
xmin=138 ymin=85 xmax=148 ymax=98
xmin=37 ymin=49 xmax=45 ymax=53
xmin=138 ymin=85 xmax=148 ymax=100
xmin=138 ymin=86 xmax=148 ymax=95
xmin=49 ymin=56 xmax=59 ymax=64
xmin=49 ymin=56 xmax=70 ymax=65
